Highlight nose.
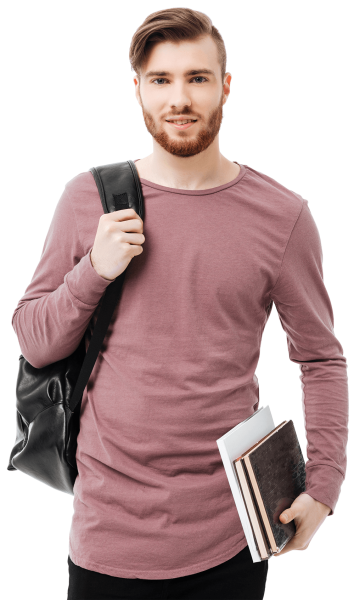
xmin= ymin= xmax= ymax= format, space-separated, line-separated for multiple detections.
xmin=169 ymin=83 xmax=192 ymax=111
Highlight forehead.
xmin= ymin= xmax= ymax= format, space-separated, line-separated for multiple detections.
xmin=142 ymin=35 xmax=220 ymax=77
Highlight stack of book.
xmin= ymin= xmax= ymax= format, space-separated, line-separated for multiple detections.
xmin=216 ymin=406 xmax=306 ymax=562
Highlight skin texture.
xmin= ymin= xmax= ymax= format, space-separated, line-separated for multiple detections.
xmin=92 ymin=34 xmax=332 ymax=555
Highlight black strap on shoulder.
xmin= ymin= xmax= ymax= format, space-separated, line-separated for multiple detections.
xmin=69 ymin=160 xmax=143 ymax=413
xmin=90 ymin=159 xmax=144 ymax=219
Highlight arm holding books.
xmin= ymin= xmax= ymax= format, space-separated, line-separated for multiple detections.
xmin=269 ymin=199 xmax=348 ymax=552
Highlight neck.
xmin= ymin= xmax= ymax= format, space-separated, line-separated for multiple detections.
xmin=136 ymin=138 xmax=239 ymax=190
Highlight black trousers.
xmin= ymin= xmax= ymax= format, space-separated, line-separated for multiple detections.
xmin=67 ymin=545 xmax=269 ymax=600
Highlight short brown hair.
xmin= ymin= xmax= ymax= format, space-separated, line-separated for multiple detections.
xmin=129 ymin=8 xmax=227 ymax=82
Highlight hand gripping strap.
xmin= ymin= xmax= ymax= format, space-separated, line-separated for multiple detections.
xmin=68 ymin=160 xmax=143 ymax=413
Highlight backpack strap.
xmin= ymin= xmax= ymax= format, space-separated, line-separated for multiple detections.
xmin=68 ymin=160 xmax=143 ymax=413
xmin=90 ymin=159 xmax=144 ymax=219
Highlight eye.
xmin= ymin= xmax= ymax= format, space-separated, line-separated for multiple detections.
xmin=152 ymin=78 xmax=167 ymax=85
xmin=192 ymin=77 xmax=207 ymax=83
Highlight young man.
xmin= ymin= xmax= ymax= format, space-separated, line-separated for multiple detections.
xmin=12 ymin=8 xmax=348 ymax=600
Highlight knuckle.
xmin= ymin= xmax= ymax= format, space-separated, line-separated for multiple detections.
xmin=105 ymin=222 xmax=116 ymax=234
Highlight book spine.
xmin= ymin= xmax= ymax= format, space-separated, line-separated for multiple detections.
xmin=235 ymin=460 xmax=271 ymax=560
xmin=244 ymin=455 xmax=278 ymax=553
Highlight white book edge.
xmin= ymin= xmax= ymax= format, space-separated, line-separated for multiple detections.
xmin=216 ymin=405 xmax=275 ymax=563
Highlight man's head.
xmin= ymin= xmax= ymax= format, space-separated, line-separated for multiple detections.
xmin=129 ymin=8 xmax=231 ymax=158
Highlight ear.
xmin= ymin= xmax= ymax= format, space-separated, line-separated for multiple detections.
xmin=134 ymin=76 xmax=142 ymax=107
xmin=222 ymin=72 xmax=232 ymax=105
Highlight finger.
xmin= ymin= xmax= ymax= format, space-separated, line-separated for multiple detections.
xmin=111 ymin=208 xmax=141 ymax=222
xmin=279 ymin=507 xmax=296 ymax=524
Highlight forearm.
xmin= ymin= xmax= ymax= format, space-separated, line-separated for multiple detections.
xmin=298 ymin=356 xmax=349 ymax=515
xmin=12 ymin=250 xmax=111 ymax=368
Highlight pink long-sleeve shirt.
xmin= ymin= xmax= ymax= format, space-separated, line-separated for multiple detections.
xmin=12 ymin=161 xmax=348 ymax=579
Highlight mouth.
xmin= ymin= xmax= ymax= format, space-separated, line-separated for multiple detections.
xmin=165 ymin=119 xmax=197 ymax=130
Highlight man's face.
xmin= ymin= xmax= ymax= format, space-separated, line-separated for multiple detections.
xmin=134 ymin=36 xmax=230 ymax=158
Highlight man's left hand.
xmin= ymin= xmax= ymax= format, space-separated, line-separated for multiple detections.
xmin=273 ymin=492 xmax=331 ymax=557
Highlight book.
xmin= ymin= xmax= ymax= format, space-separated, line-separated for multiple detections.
xmin=216 ymin=406 xmax=306 ymax=562
xmin=232 ymin=423 xmax=287 ymax=559
xmin=234 ymin=419 xmax=306 ymax=558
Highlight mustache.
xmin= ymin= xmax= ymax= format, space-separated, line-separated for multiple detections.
xmin=164 ymin=110 xmax=201 ymax=119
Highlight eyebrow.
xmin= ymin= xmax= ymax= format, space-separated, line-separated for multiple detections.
xmin=144 ymin=69 xmax=215 ymax=79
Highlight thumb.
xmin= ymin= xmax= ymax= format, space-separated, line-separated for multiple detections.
xmin=279 ymin=507 xmax=295 ymax=523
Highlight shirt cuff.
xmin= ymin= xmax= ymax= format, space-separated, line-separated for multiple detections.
xmin=64 ymin=248 xmax=113 ymax=306
xmin=298 ymin=463 xmax=345 ymax=516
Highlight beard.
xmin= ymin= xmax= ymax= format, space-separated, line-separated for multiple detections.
xmin=139 ymin=93 xmax=224 ymax=158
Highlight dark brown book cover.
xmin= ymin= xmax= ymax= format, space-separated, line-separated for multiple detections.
xmin=245 ymin=420 xmax=306 ymax=552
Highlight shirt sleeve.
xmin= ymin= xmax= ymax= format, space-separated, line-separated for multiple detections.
xmin=269 ymin=199 xmax=349 ymax=516
xmin=12 ymin=178 xmax=112 ymax=369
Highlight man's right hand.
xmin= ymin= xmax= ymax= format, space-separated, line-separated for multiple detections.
xmin=90 ymin=208 xmax=145 ymax=281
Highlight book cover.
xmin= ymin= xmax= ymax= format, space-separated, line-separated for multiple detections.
xmin=243 ymin=420 xmax=306 ymax=553
xmin=233 ymin=421 xmax=288 ymax=554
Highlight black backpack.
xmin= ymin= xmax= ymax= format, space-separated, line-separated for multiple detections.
xmin=7 ymin=160 xmax=144 ymax=494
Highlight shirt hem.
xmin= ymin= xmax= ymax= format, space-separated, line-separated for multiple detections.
xmin=69 ymin=536 xmax=249 ymax=580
